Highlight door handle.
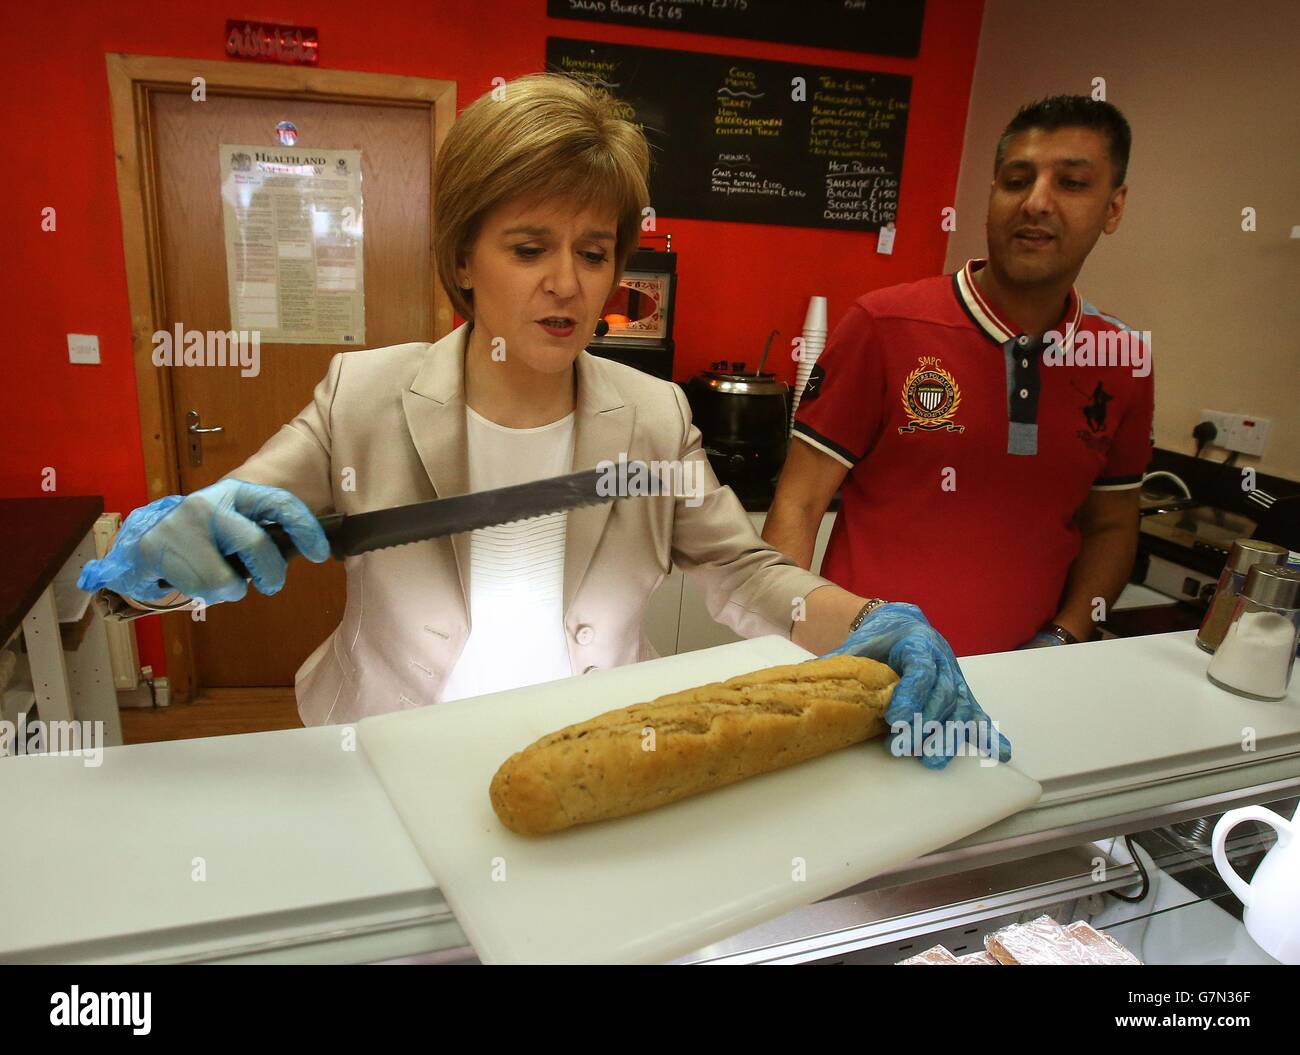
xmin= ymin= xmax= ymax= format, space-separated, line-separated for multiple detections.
xmin=187 ymin=410 xmax=224 ymax=434
xmin=186 ymin=410 xmax=225 ymax=467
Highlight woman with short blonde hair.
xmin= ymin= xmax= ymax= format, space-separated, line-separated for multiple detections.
xmin=83 ymin=73 xmax=1007 ymax=768
xmin=434 ymin=72 xmax=651 ymax=322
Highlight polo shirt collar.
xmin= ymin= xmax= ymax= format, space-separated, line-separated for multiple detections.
xmin=954 ymin=258 xmax=1083 ymax=349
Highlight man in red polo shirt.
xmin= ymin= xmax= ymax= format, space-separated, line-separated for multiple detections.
xmin=765 ymin=96 xmax=1153 ymax=656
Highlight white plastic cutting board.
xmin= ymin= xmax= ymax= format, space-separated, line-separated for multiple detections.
xmin=358 ymin=637 xmax=1042 ymax=964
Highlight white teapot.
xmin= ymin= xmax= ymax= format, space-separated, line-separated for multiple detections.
xmin=1212 ymin=801 xmax=1299 ymax=964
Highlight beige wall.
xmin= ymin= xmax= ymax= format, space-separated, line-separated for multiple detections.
xmin=944 ymin=0 xmax=1299 ymax=481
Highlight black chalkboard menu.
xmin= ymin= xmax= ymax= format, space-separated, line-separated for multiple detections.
xmin=547 ymin=37 xmax=910 ymax=232
xmin=546 ymin=0 xmax=926 ymax=58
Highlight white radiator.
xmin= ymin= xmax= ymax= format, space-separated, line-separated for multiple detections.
xmin=92 ymin=513 xmax=140 ymax=691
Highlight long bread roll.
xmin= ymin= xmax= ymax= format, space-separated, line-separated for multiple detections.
xmin=489 ymin=655 xmax=897 ymax=835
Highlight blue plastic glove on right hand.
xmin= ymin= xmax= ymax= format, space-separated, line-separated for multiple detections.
xmin=824 ymin=602 xmax=1012 ymax=768
xmin=77 ymin=479 xmax=329 ymax=605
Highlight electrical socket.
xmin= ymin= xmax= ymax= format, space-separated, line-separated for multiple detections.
xmin=1199 ymin=409 xmax=1271 ymax=457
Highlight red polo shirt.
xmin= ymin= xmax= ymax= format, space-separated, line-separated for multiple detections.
xmin=793 ymin=259 xmax=1155 ymax=656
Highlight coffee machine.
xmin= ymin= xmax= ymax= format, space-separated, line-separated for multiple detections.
xmin=585 ymin=237 xmax=676 ymax=380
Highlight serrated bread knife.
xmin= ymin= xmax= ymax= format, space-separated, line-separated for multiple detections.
xmin=157 ymin=467 xmax=617 ymax=590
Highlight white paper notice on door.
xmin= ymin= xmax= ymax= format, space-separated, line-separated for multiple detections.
xmin=219 ymin=145 xmax=365 ymax=345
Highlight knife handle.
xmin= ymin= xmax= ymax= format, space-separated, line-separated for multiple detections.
xmin=223 ymin=512 xmax=346 ymax=579
xmin=156 ymin=513 xmax=345 ymax=592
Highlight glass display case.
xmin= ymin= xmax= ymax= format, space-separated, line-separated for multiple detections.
xmin=668 ymin=789 xmax=1298 ymax=965
xmin=376 ymin=780 xmax=1299 ymax=965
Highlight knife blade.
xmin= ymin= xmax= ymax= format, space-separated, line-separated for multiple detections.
xmin=156 ymin=467 xmax=616 ymax=591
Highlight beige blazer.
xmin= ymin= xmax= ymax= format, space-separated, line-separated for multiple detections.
xmin=227 ymin=323 xmax=829 ymax=725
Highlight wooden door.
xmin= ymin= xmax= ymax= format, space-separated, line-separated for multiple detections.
xmin=150 ymin=92 xmax=433 ymax=687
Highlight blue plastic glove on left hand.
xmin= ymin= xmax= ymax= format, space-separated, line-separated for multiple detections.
xmin=1020 ymin=631 xmax=1065 ymax=649
xmin=77 ymin=479 xmax=329 ymax=605
xmin=824 ymin=602 xmax=1012 ymax=769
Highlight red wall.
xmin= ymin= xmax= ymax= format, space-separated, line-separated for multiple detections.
xmin=0 ymin=0 xmax=984 ymax=676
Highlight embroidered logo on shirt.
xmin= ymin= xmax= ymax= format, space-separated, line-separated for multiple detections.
xmin=1078 ymin=380 xmax=1113 ymax=433
xmin=899 ymin=357 xmax=965 ymax=433
xmin=801 ymin=363 xmax=826 ymax=403
xmin=1073 ymin=380 xmax=1115 ymax=451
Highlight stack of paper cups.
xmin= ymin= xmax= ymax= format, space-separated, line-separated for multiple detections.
xmin=789 ymin=295 xmax=828 ymax=433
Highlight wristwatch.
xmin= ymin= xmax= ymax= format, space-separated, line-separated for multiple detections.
xmin=1043 ymin=622 xmax=1081 ymax=646
xmin=848 ymin=598 xmax=888 ymax=634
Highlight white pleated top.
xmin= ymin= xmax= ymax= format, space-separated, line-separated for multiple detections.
xmin=440 ymin=405 xmax=576 ymax=702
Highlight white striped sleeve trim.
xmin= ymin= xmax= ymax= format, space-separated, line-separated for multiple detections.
xmin=793 ymin=430 xmax=856 ymax=470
